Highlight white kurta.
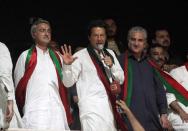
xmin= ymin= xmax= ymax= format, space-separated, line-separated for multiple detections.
xmin=168 ymin=66 xmax=188 ymax=130
xmin=14 ymin=46 xmax=69 ymax=130
xmin=0 ymin=42 xmax=23 ymax=129
xmin=62 ymin=48 xmax=124 ymax=131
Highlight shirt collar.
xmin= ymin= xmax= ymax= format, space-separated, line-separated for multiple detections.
xmin=36 ymin=45 xmax=49 ymax=54
xmin=127 ymin=49 xmax=147 ymax=62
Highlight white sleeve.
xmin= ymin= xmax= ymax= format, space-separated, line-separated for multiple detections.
xmin=62 ymin=54 xmax=81 ymax=87
xmin=14 ymin=51 xmax=26 ymax=88
xmin=0 ymin=43 xmax=15 ymax=100
xmin=1 ymin=76 xmax=15 ymax=100
xmin=166 ymin=92 xmax=176 ymax=107
xmin=163 ymin=78 xmax=177 ymax=108
xmin=109 ymin=50 xmax=124 ymax=85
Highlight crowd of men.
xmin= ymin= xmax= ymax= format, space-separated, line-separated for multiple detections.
xmin=0 ymin=18 xmax=188 ymax=131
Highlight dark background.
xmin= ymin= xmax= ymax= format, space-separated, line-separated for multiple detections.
xmin=0 ymin=0 xmax=187 ymax=65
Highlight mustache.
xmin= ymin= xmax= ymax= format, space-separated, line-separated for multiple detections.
xmin=163 ymin=39 xmax=170 ymax=44
xmin=155 ymin=58 xmax=166 ymax=63
xmin=43 ymin=35 xmax=50 ymax=39
xmin=133 ymin=44 xmax=139 ymax=48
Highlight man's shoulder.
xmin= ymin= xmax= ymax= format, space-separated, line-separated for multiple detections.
xmin=21 ymin=49 xmax=30 ymax=55
xmin=73 ymin=48 xmax=87 ymax=56
xmin=0 ymin=42 xmax=8 ymax=52
xmin=106 ymin=48 xmax=115 ymax=54
xmin=170 ymin=65 xmax=186 ymax=75
xmin=106 ymin=48 xmax=117 ymax=56
xmin=17 ymin=49 xmax=31 ymax=61
xmin=0 ymin=42 xmax=6 ymax=48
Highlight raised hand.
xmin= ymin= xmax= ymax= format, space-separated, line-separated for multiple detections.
xmin=61 ymin=44 xmax=77 ymax=65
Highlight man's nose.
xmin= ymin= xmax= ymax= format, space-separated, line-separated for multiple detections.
xmin=159 ymin=55 xmax=165 ymax=60
xmin=45 ymin=31 xmax=50 ymax=36
xmin=134 ymin=41 xmax=139 ymax=45
xmin=97 ymin=36 xmax=103 ymax=40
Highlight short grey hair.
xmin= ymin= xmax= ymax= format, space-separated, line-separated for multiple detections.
xmin=30 ymin=18 xmax=51 ymax=38
xmin=127 ymin=26 xmax=147 ymax=41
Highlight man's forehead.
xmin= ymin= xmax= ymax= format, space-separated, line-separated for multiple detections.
xmin=91 ymin=27 xmax=106 ymax=32
xmin=156 ymin=30 xmax=169 ymax=35
xmin=131 ymin=32 xmax=145 ymax=38
xmin=152 ymin=47 xmax=164 ymax=52
xmin=36 ymin=23 xmax=50 ymax=28
xmin=105 ymin=19 xmax=115 ymax=24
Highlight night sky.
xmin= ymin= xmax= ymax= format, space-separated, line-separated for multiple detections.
xmin=0 ymin=0 xmax=187 ymax=65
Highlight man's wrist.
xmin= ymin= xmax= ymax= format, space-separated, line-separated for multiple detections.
xmin=161 ymin=113 xmax=167 ymax=117
xmin=7 ymin=100 xmax=13 ymax=104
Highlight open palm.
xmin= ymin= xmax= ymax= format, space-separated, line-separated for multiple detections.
xmin=61 ymin=44 xmax=77 ymax=65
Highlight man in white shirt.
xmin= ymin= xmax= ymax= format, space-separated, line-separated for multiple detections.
xmin=61 ymin=20 xmax=125 ymax=131
xmin=169 ymin=61 xmax=188 ymax=130
xmin=14 ymin=18 xmax=72 ymax=130
xmin=150 ymin=44 xmax=188 ymax=130
xmin=0 ymin=42 xmax=23 ymax=129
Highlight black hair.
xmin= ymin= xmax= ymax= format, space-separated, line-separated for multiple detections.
xmin=87 ymin=19 xmax=107 ymax=36
xmin=149 ymin=43 xmax=165 ymax=51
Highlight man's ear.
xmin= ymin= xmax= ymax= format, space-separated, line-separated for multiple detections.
xmin=31 ymin=32 xmax=36 ymax=39
xmin=127 ymin=42 xmax=131 ymax=49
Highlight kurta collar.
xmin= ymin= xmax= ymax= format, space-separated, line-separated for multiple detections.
xmin=127 ymin=49 xmax=147 ymax=62
xmin=36 ymin=45 xmax=49 ymax=54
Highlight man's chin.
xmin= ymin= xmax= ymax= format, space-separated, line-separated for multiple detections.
xmin=162 ymin=44 xmax=170 ymax=47
xmin=96 ymin=44 xmax=104 ymax=50
xmin=38 ymin=42 xmax=50 ymax=47
xmin=131 ymin=49 xmax=142 ymax=54
xmin=158 ymin=63 xmax=164 ymax=68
